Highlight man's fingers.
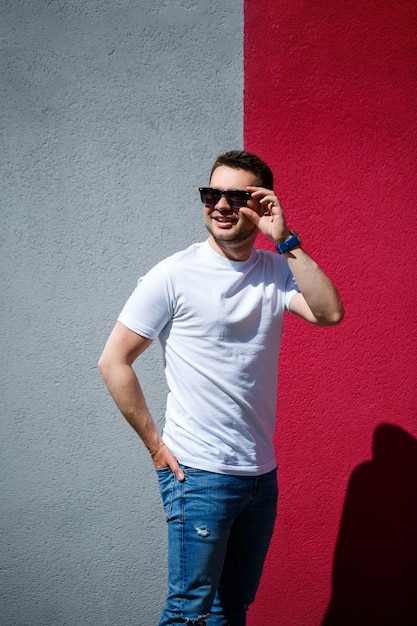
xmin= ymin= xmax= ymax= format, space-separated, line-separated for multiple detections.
xmin=166 ymin=454 xmax=185 ymax=481
xmin=171 ymin=463 xmax=185 ymax=481
xmin=154 ymin=446 xmax=185 ymax=481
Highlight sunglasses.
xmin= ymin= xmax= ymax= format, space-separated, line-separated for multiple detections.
xmin=199 ymin=187 xmax=251 ymax=209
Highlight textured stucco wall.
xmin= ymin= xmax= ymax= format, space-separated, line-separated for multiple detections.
xmin=1 ymin=2 xmax=243 ymax=625
xmin=245 ymin=1 xmax=417 ymax=624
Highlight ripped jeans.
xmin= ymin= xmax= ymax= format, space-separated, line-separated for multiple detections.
xmin=156 ymin=465 xmax=278 ymax=626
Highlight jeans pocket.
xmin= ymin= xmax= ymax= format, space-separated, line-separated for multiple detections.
xmin=156 ymin=467 xmax=175 ymax=521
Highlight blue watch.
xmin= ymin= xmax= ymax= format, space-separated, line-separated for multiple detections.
xmin=275 ymin=231 xmax=301 ymax=255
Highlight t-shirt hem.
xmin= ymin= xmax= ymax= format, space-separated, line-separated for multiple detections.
xmin=174 ymin=452 xmax=277 ymax=477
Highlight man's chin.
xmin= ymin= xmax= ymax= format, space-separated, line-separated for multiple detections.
xmin=213 ymin=230 xmax=256 ymax=246
xmin=206 ymin=223 xmax=257 ymax=246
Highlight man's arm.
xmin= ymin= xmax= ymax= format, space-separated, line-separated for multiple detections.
xmin=243 ymin=186 xmax=344 ymax=326
xmin=98 ymin=321 xmax=185 ymax=480
xmin=284 ymin=247 xmax=344 ymax=326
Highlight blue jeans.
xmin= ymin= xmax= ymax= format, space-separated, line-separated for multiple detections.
xmin=156 ymin=465 xmax=278 ymax=626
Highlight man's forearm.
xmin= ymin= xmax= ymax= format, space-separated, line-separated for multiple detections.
xmin=99 ymin=361 xmax=161 ymax=452
xmin=285 ymin=247 xmax=344 ymax=325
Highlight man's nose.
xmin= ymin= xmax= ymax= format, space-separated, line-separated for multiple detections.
xmin=215 ymin=195 xmax=234 ymax=210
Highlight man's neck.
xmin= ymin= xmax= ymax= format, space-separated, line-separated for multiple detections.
xmin=208 ymin=236 xmax=255 ymax=262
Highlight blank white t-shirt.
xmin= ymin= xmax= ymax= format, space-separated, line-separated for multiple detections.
xmin=118 ymin=240 xmax=298 ymax=476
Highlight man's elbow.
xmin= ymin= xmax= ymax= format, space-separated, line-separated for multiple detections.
xmin=98 ymin=352 xmax=111 ymax=379
xmin=318 ymin=304 xmax=345 ymax=326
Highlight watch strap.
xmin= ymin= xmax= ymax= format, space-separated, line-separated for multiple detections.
xmin=275 ymin=231 xmax=302 ymax=254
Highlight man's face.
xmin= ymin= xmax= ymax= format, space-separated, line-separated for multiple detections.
xmin=203 ymin=166 xmax=263 ymax=253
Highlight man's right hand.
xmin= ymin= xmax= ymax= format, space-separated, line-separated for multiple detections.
xmin=153 ymin=443 xmax=185 ymax=481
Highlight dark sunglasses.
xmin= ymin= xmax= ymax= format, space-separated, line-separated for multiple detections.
xmin=199 ymin=187 xmax=251 ymax=209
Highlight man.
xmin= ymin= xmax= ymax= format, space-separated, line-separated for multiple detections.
xmin=98 ymin=150 xmax=344 ymax=625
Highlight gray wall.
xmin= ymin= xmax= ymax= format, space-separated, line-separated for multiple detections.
xmin=1 ymin=2 xmax=243 ymax=624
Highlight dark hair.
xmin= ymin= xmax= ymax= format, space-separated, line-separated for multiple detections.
xmin=210 ymin=150 xmax=274 ymax=189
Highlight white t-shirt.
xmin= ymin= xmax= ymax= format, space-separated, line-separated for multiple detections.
xmin=118 ymin=240 xmax=299 ymax=476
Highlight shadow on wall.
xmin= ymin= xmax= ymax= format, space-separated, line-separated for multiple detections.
xmin=323 ymin=424 xmax=417 ymax=626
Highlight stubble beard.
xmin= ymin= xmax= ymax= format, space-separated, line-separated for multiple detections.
xmin=206 ymin=219 xmax=257 ymax=248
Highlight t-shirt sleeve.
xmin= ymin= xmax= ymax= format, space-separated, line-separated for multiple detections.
xmin=283 ymin=259 xmax=300 ymax=310
xmin=117 ymin=262 xmax=174 ymax=339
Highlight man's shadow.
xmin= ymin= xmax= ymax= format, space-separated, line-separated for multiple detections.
xmin=322 ymin=423 xmax=417 ymax=626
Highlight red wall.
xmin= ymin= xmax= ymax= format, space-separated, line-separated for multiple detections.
xmin=244 ymin=1 xmax=417 ymax=624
